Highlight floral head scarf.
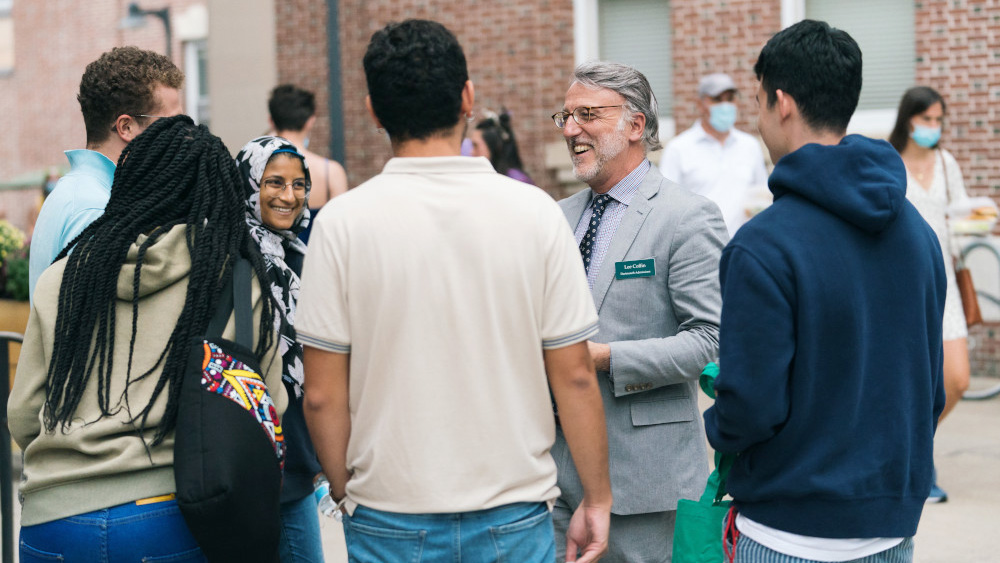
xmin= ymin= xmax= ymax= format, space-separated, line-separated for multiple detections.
xmin=235 ymin=136 xmax=310 ymax=396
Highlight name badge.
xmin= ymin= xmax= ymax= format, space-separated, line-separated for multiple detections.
xmin=615 ymin=259 xmax=655 ymax=279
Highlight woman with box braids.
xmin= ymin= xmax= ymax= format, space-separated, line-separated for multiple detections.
xmin=10 ymin=115 xmax=286 ymax=560
xmin=45 ymin=115 xmax=275 ymax=444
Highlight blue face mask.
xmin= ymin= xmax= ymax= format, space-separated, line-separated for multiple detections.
xmin=911 ymin=125 xmax=941 ymax=148
xmin=709 ymin=102 xmax=737 ymax=133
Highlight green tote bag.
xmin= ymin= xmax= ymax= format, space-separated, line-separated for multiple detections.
xmin=672 ymin=363 xmax=736 ymax=563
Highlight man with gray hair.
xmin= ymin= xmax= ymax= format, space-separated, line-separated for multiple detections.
xmin=550 ymin=61 xmax=728 ymax=561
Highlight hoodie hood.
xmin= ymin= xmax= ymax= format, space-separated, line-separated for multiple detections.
xmin=768 ymin=135 xmax=906 ymax=234
xmin=117 ymin=224 xmax=191 ymax=300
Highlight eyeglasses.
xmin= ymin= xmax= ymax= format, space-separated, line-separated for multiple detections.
xmin=109 ymin=114 xmax=172 ymax=132
xmin=551 ymin=105 xmax=625 ymax=128
xmin=262 ymin=177 xmax=308 ymax=194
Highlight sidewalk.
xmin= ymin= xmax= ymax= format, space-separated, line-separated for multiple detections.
xmin=912 ymin=397 xmax=1000 ymax=562
xmin=8 ymin=395 xmax=999 ymax=562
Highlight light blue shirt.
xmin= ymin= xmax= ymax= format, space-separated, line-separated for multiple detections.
xmin=28 ymin=149 xmax=115 ymax=303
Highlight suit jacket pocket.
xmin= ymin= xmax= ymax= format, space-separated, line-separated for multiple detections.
xmin=630 ymin=398 xmax=693 ymax=427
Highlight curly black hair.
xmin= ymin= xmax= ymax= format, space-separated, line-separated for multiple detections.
xmin=363 ymin=19 xmax=469 ymax=142
xmin=44 ymin=115 xmax=275 ymax=446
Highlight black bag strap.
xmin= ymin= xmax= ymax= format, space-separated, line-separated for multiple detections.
xmin=207 ymin=257 xmax=253 ymax=348
xmin=233 ymin=258 xmax=253 ymax=347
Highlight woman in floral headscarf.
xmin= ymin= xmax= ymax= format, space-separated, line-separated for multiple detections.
xmin=235 ymin=136 xmax=325 ymax=562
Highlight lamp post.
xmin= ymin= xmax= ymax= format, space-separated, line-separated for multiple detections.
xmin=119 ymin=3 xmax=172 ymax=59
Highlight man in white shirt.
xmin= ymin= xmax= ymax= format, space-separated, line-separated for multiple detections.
xmin=297 ymin=19 xmax=611 ymax=563
xmin=659 ymin=72 xmax=768 ymax=236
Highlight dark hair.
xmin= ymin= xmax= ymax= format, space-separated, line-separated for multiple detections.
xmin=754 ymin=19 xmax=862 ymax=134
xmin=78 ymin=46 xmax=184 ymax=146
xmin=475 ymin=110 xmax=527 ymax=177
xmin=269 ymin=84 xmax=316 ymax=132
xmin=889 ymin=86 xmax=946 ymax=153
xmin=45 ymin=115 xmax=275 ymax=446
xmin=363 ymin=19 xmax=469 ymax=142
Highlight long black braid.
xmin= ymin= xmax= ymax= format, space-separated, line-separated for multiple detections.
xmin=43 ymin=115 xmax=276 ymax=446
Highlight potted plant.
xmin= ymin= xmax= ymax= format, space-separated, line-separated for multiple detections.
xmin=0 ymin=219 xmax=30 ymax=330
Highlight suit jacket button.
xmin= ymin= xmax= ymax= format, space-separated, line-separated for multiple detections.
xmin=625 ymin=384 xmax=634 ymax=392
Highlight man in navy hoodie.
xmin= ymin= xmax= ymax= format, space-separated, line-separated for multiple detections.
xmin=703 ymin=20 xmax=946 ymax=562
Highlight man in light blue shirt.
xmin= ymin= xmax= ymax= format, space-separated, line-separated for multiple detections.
xmin=29 ymin=46 xmax=184 ymax=302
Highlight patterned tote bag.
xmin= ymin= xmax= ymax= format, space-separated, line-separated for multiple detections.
xmin=174 ymin=258 xmax=285 ymax=562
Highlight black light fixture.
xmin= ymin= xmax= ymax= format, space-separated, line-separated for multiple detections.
xmin=119 ymin=3 xmax=172 ymax=59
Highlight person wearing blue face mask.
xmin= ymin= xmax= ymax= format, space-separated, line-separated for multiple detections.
xmin=890 ymin=85 xmax=971 ymax=505
xmin=659 ymin=72 xmax=768 ymax=237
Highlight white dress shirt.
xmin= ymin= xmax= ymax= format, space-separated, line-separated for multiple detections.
xmin=659 ymin=122 xmax=768 ymax=236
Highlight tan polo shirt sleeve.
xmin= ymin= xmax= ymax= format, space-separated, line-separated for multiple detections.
xmin=296 ymin=212 xmax=351 ymax=354
xmin=540 ymin=202 xmax=599 ymax=350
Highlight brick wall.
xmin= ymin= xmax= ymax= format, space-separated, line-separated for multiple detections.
xmin=275 ymin=0 xmax=332 ymax=160
xmin=969 ymin=323 xmax=1000 ymax=376
xmin=0 ymin=0 xmax=202 ymax=231
xmin=669 ymin=0 xmax=780 ymax=141
xmin=277 ymin=0 xmax=575 ymax=193
xmin=915 ymin=1 xmax=1000 ymax=198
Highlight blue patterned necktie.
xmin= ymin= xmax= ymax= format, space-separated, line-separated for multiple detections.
xmin=580 ymin=194 xmax=613 ymax=273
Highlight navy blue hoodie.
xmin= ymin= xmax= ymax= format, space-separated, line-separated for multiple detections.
xmin=704 ymin=135 xmax=946 ymax=538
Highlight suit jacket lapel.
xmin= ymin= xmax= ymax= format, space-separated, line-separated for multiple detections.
xmin=592 ymin=169 xmax=660 ymax=311
xmin=561 ymin=189 xmax=591 ymax=227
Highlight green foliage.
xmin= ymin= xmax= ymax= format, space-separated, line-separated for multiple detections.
xmin=0 ymin=220 xmax=28 ymax=301
xmin=4 ymin=248 xmax=29 ymax=301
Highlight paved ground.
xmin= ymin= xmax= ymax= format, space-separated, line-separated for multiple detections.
xmin=6 ymin=393 xmax=999 ymax=562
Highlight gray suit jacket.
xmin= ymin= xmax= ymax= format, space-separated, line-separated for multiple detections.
xmin=554 ymin=163 xmax=727 ymax=515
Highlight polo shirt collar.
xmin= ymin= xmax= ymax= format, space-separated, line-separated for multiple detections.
xmin=64 ymin=149 xmax=116 ymax=187
xmin=381 ymin=156 xmax=497 ymax=175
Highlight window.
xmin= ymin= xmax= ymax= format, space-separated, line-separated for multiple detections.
xmin=597 ymin=0 xmax=673 ymax=116
xmin=184 ymin=39 xmax=210 ymax=127
xmin=573 ymin=0 xmax=674 ymax=137
xmin=784 ymin=0 xmax=916 ymax=134
xmin=805 ymin=0 xmax=915 ymax=111
xmin=0 ymin=0 xmax=13 ymax=75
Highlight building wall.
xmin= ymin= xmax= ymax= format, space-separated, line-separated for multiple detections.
xmin=0 ymin=0 xmax=204 ymax=232
xmin=275 ymin=0 xmax=576 ymax=193
xmin=916 ymin=0 xmax=1000 ymax=198
xmin=208 ymin=0 xmax=276 ymax=153
xmin=669 ymin=0 xmax=780 ymax=141
xmin=275 ymin=0 xmax=331 ymax=160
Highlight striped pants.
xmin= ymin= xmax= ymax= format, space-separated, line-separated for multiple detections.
xmin=734 ymin=535 xmax=914 ymax=563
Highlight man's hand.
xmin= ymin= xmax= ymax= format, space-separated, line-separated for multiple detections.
xmin=587 ymin=341 xmax=611 ymax=372
xmin=565 ymin=502 xmax=611 ymax=563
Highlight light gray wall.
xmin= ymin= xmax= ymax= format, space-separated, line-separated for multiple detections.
xmin=208 ymin=0 xmax=276 ymax=154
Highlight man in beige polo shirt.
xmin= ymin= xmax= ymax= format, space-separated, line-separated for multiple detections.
xmin=297 ymin=19 xmax=612 ymax=563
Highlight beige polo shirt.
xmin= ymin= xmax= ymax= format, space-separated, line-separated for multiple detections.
xmin=297 ymin=156 xmax=598 ymax=514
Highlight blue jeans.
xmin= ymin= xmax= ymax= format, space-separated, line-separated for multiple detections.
xmin=735 ymin=534 xmax=914 ymax=563
xmin=19 ymin=498 xmax=206 ymax=562
xmin=279 ymin=493 xmax=325 ymax=563
xmin=343 ymin=502 xmax=554 ymax=563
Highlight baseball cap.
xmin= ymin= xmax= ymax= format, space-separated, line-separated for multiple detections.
xmin=698 ymin=73 xmax=737 ymax=98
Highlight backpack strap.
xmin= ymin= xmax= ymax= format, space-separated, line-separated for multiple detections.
xmin=206 ymin=257 xmax=253 ymax=347
xmin=232 ymin=258 xmax=253 ymax=348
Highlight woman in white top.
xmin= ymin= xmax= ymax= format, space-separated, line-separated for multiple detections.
xmin=890 ymin=86 xmax=970 ymax=502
